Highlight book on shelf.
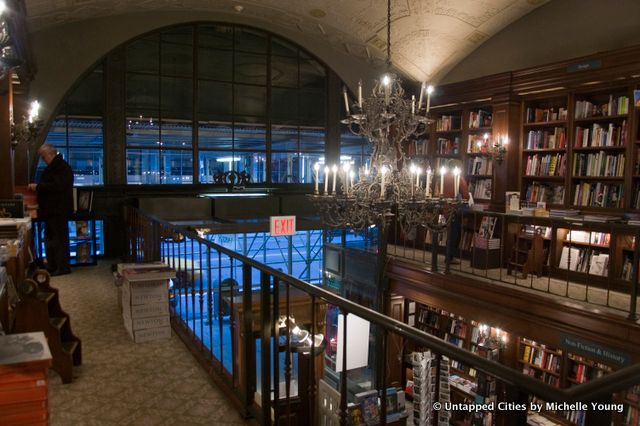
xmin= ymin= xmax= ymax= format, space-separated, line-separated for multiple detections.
xmin=575 ymin=95 xmax=629 ymax=119
xmin=75 ymin=220 xmax=90 ymax=239
xmin=75 ymin=242 xmax=92 ymax=263
xmin=524 ymin=182 xmax=565 ymax=205
xmin=468 ymin=109 xmax=492 ymax=129
xmin=525 ymin=107 xmax=567 ymax=123
xmin=573 ymin=182 xmax=624 ymax=208
xmin=572 ymin=151 xmax=625 ymax=177
xmin=469 ymin=179 xmax=492 ymax=200
xmin=468 ymin=157 xmax=493 ymax=175
xmin=74 ymin=188 xmax=94 ymax=213
xmin=558 ymin=246 xmax=608 ymax=276
xmin=355 ymin=390 xmax=379 ymax=425
xmin=565 ymin=230 xmax=610 ymax=244
xmin=436 ymin=136 xmax=460 ymax=155
xmin=525 ymin=153 xmax=566 ymax=176
xmin=436 ymin=115 xmax=461 ymax=131
xmin=477 ymin=216 xmax=497 ymax=239
xmin=549 ymin=208 xmax=580 ymax=217
xmin=525 ymin=127 xmax=566 ymax=149
xmin=573 ymin=121 xmax=626 ymax=147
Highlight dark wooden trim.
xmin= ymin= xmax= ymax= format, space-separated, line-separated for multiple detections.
xmin=387 ymin=258 xmax=640 ymax=360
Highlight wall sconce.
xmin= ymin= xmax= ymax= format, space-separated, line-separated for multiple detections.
xmin=11 ymin=100 xmax=41 ymax=148
xmin=491 ymin=134 xmax=508 ymax=165
xmin=277 ymin=314 xmax=326 ymax=354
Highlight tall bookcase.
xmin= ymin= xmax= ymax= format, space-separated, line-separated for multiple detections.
xmin=632 ymin=85 xmax=640 ymax=209
xmin=519 ymin=84 xmax=636 ymax=212
xmin=433 ymin=109 xmax=463 ymax=197
xmin=521 ymin=95 xmax=569 ymax=206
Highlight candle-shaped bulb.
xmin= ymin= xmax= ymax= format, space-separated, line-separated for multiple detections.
xmin=453 ymin=166 xmax=460 ymax=177
xmin=342 ymin=87 xmax=350 ymax=115
xmin=411 ymin=95 xmax=415 ymax=115
xmin=382 ymin=74 xmax=391 ymax=86
xmin=426 ymin=85 xmax=434 ymax=113
xmin=417 ymin=82 xmax=425 ymax=110
xmin=358 ymin=80 xmax=363 ymax=109
xmin=324 ymin=166 xmax=329 ymax=194
xmin=410 ymin=164 xmax=416 ymax=174
xmin=483 ymin=133 xmax=489 ymax=141
xmin=331 ymin=164 xmax=338 ymax=194
xmin=440 ymin=166 xmax=447 ymax=176
xmin=313 ymin=163 xmax=320 ymax=193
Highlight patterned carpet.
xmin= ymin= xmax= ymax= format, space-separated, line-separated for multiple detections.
xmin=47 ymin=261 xmax=248 ymax=425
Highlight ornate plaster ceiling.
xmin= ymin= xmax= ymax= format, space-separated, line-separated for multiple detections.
xmin=23 ymin=0 xmax=549 ymax=82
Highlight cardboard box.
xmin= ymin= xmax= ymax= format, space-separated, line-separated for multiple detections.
xmin=126 ymin=326 xmax=171 ymax=343
xmin=122 ymin=313 xmax=170 ymax=332
xmin=123 ymin=301 xmax=169 ymax=319
xmin=122 ymin=280 xmax=168 ymax=306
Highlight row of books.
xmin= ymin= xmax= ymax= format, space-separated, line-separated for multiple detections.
xmin=521 ymin=225 xmax=552 ymax=239
xmin=573 ymin=182 xmax=623 ymax=208
xmin=558 ymin=246 xmax=609 ymax=276
xmin=621 ymin=256 xmax=636 ymax=281
xmin=467 ymin=157 xmax=493 ymax=175
xmin=435 ymin=136 xmax=460 ymax=155
xmin=565 ymin=230 xmax=610 ymax=245
xmin=524 ymin=182 xmax=565 ymax=204
xmin=525 ymin=153 xmax=566 ymax=176
xmin=417 ymin=308 xmax=440 ymax=329
xmin=574 ymin=121 xmax=627 ymax=147
xmin=633 ymin=184 xmax=640 ymax=209
xmin=448 ymin=319 xmax=467 ymax=339
xmin=569 ymin=360 xmax=610 ymax=384
xmin=522 ymin=365 xmax=560 ymax=387
xmin=574 ymin=95 xmax=629 ymax=119
xmin=522 ymin=345 xmax=562 ymax=374
xmin=468 ymin=109 xmax=492 ymax=129
xmin=572 ymin=151 xmax=625 ymax=177
xmin=467 ymin=134 xmax=490 ymax=153
xmin=436 ymin=115 xmax=462 ymax=132
xmin=469 ymin=179 xmax=492 ymax=200
xmin=525 ymin=128 xmax=566 ymax=150
xmin=525 ymin=107 xmax=568 ymax=123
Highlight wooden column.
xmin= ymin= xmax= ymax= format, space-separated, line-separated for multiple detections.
xmin=325 ymin=70 xmax=342 ymax=166
xmin=104 ymin=47 xmax=126 ymax=185
xmin=0 ymin=75 xmax=14 ymax=198
xmin=490 ymin=92 xmax=520 ymax=211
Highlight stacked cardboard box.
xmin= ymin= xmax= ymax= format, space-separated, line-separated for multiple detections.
xmin=0 ymin=332 xmax=52 ymax=426
xmin=119 ymin=263 xmax=175 ymax=343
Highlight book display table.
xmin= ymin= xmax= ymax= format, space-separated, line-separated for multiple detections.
xmin=0 ymin=332 xmax=52 ymax=426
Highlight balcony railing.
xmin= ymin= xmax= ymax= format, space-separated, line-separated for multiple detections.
xmin=125 ymin=206 xmax=640 ymax=425
xmin=389 ymin=210 xmax=640 ymax=319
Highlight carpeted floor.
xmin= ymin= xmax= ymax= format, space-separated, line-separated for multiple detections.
xmin=46 ymin=261 xmax=248 ymax=425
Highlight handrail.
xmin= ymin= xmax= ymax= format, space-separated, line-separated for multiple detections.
xmin=131 ymin=207 xmax=640 ymax=404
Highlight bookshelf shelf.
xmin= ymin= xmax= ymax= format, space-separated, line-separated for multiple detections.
xmin=522 ymin=175 xmax=565 ymax=180
xmin=467 ymin=174 xmax=493 ymax=179
xmin=572 ymin=145 xmax=627 ymax=151
xmin=573 ymin=114 xmax=629 ymax=124
xmin=519 ymin=360 xmax=561 ymax=376
xmin=467 ymin=126 xmax=492 ymax=133
xmin=571 ymin=176 xmax=624 ymax=180
xmin=523 ymin=120 xmax=568 ymax=128
xmin=435 ymin=129 xmax=462 ymax=135
xmin=523 ymin=148 xmax=567 ymax=153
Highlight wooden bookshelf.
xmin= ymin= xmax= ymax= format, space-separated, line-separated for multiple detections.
xmin=521 ymin=95 xmax=569 ymax=206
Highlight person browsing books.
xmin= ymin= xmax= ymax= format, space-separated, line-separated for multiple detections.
xmin=439 ymin=171 xmax=470 ymax=265
xmin=28 ymin=144 xmax=74 ymax=276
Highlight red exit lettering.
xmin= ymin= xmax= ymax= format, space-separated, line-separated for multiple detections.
xmin=270 ymin=216 xmax=296 ymax=236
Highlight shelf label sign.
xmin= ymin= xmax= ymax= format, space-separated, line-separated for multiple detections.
xmin=567 ymin=59 xmax=602 ymax=73
xmin=270 ymin=215 xmax=296 ymax=236
xmin=560 ymin=334 xmax=630 ymax=367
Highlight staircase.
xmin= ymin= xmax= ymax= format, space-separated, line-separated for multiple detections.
xmin=13 ymin=269 xmax=82 ymax=384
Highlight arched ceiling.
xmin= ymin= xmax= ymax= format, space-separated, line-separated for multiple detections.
xmin=24 ymin=0 xmax=549 ymax=83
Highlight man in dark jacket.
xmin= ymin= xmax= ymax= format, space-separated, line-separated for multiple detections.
xmin=28 ymin=144 xmax=74 ymax=276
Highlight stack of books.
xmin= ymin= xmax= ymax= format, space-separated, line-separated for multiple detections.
xmin=118 ymin=263 xmax=176 ymax=343
xmin=0 ymin=332 xmax=52 ymax=425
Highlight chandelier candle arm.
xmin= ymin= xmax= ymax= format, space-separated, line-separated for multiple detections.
xmin=313 ymin=163 xmax=320 ymax=194
xmin=358 ymin=80 xmax=363 ymax=109
xmin=426 ymin=169 xmax=432 ymax=197
xmin=324 ymin=166 xmax=329 ymax=194
xmin=417 ymin=82 xmax=424 ymax=111
xmin=343 ymin=87 xmax=350 ymax=115
xmin=426 ymin=85 xmax=434 ymax=113
xmin=453 ymin=167 xmax=461 ymax=198
xmin=331 ymin=165 xmax=338 ymax=194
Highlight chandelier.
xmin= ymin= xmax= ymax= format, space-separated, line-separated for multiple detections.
xmin=308 ymin=0 xmax=465 ymax=233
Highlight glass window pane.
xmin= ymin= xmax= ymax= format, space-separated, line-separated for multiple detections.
xmin=234 ymin=84 xmax=266 ymax=117
xmin=161 ymin=76 xmax=192 ymax=120
xmin=161 ymin=119 xmax=192 ymax=148
xmin=126 ymin=36 xmax=159 ymax=74
xmin=161 ymin=42 xmax=193 ymax=77
xmin=66 ymin=68 xmax=104 ymax=116
xmin=68 ymin=147 xmax=104 ymax=186
xmin=126 ymin=116 xmax=160 ymax=147
xmin=234 ymin=120 xmax=266 ymax=150
xmin=199 ymin=122 xmax=233 ymax=149
xmin=299 ymin=152 xmax=324 ymax=184
xmin=198 ymin=80 xmax=232 ymax=119
xmin=161 ymin=150 xmax=193 ymax=184
xmin=161 ymin=26 xmax=193 ymax=45
xmin=199 ymin=151 xmax=235 ymax=183
xmin=126 ymin=74 xmax=159 ymax=112
xmin=68 ymin=117 xmax=103 ymax=147
xmin=271 ymin=38 xmax=298 ymax=58
xmin=272 ymin=126 xmax=298 ymax=151
xmin=271 ymin=152 xmax=299 ymax=183
xmin=271 ymin=88 xmax=299 ymax=124
xmin=44 ymin=117 xmax=67 ymax=147
xmin=234 ymin=52 xmax=266 ymax=85
xmin=198 ymin=48 xmax=232 ymax=81
xmin=299 ymin=58 xmax=326 ymax=88
xmin=235 ymin=151 xmax=266 ymax=183
xmin=271 ymin=55 xmax=298 ymax=88
xmin=235 ymin=28 xmax=267 ymax=54
xmin=299 ymin=88 xmax=325 ymax=126
xmin=299 ymin=127 xmax=324 ymax=152
xmin=198 ymin=24 xmax=233 ymax=50
xmin=127 ymin=149 xmax=160 ymax=184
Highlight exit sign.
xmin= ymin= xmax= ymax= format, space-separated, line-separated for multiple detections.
xmin=270 ymin=216 xmax=296 ymax=236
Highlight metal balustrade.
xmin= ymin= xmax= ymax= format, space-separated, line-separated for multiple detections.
xmin=389 ymin=210 xmax=640 ymax=320
xmin=125 ymin=206 xmax=640 ymax=426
